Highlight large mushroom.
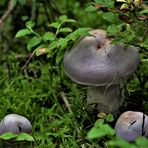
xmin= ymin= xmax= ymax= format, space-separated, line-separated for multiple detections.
xmin=63 ymin=29 xmax=140 ymax=114
xmin=0 ymin=114 xmax=32 ymax=135
xmin=115 ymin=111 xmax=148 ymax=141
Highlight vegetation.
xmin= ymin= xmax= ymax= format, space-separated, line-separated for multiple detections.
xmin=0 ymin=0 xmax=147 ymax=147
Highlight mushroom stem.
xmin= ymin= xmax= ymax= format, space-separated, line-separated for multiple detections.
xmin=87 ymin=84 xmax=123 ymax=114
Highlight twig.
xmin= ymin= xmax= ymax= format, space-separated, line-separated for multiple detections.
xmin=0 ymin=0 xmax=15 ymax=28
xmin=60 ymin=91 xmax=72 ymax=113
xmin=61 ymin=91 xmax=81 ymax=135
xmin=21 ymin=50 xmax=35 ymax=70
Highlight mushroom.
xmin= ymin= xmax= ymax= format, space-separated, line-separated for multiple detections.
xmin=63 ymin=29 xmax=140 ymax=114
xmin=115 ymin=111 xmax=148 ymax=141
xmin=0 ymin=114 xmax=32 ymax=135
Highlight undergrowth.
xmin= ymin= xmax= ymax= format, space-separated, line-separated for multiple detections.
xmin=0 ymin=0 xmax=147 ymax=147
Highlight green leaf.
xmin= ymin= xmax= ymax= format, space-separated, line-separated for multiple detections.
xmin=107 ymin=24 xmax=120 ymax=35
xmin=21 ymin=15 xmax=29 ymax=21
xmin=136 ymin=136 xmax=148 ymax=148
xmin=94 ymin=0 xmax=114 ymax=8
xmin=58 ymin=38 xmax=68 ymax=50
xmin=59 ymin=15 xmax=76 ymax=23
xmin=26 ymin=20 xmax=35 ymax=29
xmin=105 ymin=114 xmax=114 ymax=122
xmin=43 ymin=32 xmax=55 ymax=41
xmin=142 ymin=38 xmax=148 ymax=48
xmin=27 ymin=36 xmax=41 ymax=51
xmin=68 ymin=28 xmax=91 ymax=41
xmin=59 ymin=27 xmax=72 ymax=33
xmin=48 ymin=40 xmax=59 ymax=50
xmin=94 ymin=119 xmax=105 ymax=127
xmin=59 ymin=15 xmax=67 ymax=21
xmin=16 ymin=133 xmax=34 ymax=142
xmin=103 ymin=12 xmax=119 ymax=23
xmin=139 ymin=9 xmax=148 ymax=14
xmin=49 ymin=22 xmax=60 ymax=29
xmin=85 ymin=5 xmax=97 ymax=12
xmin=0 ymin=132 xmax=17 ymax=140
xmin=15 ymin=28 xmax=31 ymax=38
xmin=56 ymin=51 xmax=64 ymax=64
xmin=108 ymin=138 xmax=137 ymax=148
xmin=120 ymin=3 xmax=129 ymax=10
xmin=87 ymin=123 xmax=115 ymax=139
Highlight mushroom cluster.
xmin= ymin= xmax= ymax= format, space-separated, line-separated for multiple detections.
xmin=63 ymin=29 xmax=140 ymax=114
xmin=115 ymin=111 xmax=148 ymax=141
xmin=0 ymin=114 xmax=32 ymax=135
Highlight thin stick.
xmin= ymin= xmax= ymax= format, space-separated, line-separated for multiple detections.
xmin=0 ymin=0 xmax=15 ymax=28
xmin=21 ymin=50 xmax=35 ymax=70
xmin=60 ymin=91 xmax=72 ymax=113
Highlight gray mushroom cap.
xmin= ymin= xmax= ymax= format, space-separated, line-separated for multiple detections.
xmin=0 ymin=114 xmax=32 ymax=135
xmin=63 ymin=29 xmax=140 ymax=86
xmin=115 ymin=111 xmax=148 ymax=141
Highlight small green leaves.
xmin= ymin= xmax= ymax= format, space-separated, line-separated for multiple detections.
xmin=26 ymin=20 xmax=35 ymax=29
xmin=49 ymin=22 xmax=60 ymax=29
xmin=103 ymin=12 xmax=119 ymax=23
xmin=15 ymin=28 xmax=31 ymax=38
xmin=141 ymin=38 xmax=148 ymax=48
xmin=16 ymin=133 xmax=34 ymax=142
xmin=59 ymin=15 xmax=76 ymax=23
xmin=67 ymin=28 xmax=91 ymax=41
xmin=0 ymin=132 xmax=17 ymax=140
xmin=43 ymin=32 xmax=55 ymax=41
xmin=59 ymin=15 xmax=67 ymax=21
xmin=49 ymin=15 xmax=75 ymax=30
xmin=87 ymin=123 xmax=115 ymax=139
xmin=107 ymin=24 xmax=121 ymax=36
xmin=94 ymin=0 xmax=114 ymax=8
xmin=0 ymin=132 xmax=34 ymax=143
xmin=85 ymin=5 xmax=97 ymax=12
xmin=135 ymin=137 xmax=148 ymax=148
xmin=105 ymin=114 xmax=114 ymax=122
xmin=139 ymin=10 xmax=148 ymax=15
xmin=108 ymin=138 xmax=137 ymax=148
xmin=59 ymin=27 xmax=72 ymax=33
xmin=27 ymin=36 xmax=41 ymax=51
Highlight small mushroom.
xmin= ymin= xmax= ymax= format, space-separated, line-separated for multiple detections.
xmin=0 ymin=114 xmax=32 ymax=135
xmin=115 ymin=111 xmax=148 ymax=141
xmin=63 ymin=29 xmax=140 ymax=114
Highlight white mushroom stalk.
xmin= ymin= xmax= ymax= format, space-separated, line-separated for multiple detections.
xmin=87 ymin=85 xmax=122 ymax=113
xmin=0 ymin=114 xmax=32 ymax=135
xmin=63 ymin=29 xmax=140 ymax=114
xmin=115 ymin=111 xmax=148 ymax=141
